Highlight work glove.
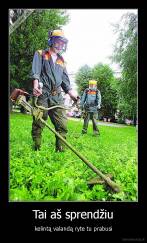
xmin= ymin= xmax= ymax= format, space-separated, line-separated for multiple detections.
xmin=97 ymin=104 xmax=101 ymax=109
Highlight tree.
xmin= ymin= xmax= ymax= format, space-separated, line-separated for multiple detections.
xmin=92 ymin=63 xmax=118 ymax=119
xmin=111 ymin=12 xmax=137 ymax=124
xmin=75 ymin=63 xmax=118 ymax=119
xmin=75 ymin=65 xmax=93 ymax=94
xmin=10 ymin=9 xmax=69 ymax=93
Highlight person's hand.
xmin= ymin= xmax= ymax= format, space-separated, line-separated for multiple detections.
xmin=33 ymin=87 xmax=42 ymax=96
xmin=78 ymin=105 xmax=83 ymax=111
xmin=68 ymin=90 xmax=78 ymax=102
xmin=33 ymin=79 xmax=42 ymax=96
xmin=97 ymin=104 xmax=101 ymax=109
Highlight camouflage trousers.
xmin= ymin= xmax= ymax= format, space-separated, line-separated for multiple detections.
xmin=82 ymin=112 xmax=99 ymax=134
xmin=31 ymin=95 xmax=67 ymax=151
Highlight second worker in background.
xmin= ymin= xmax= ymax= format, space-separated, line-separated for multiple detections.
xmin=80 ymin=80 xmax=101 ymax=136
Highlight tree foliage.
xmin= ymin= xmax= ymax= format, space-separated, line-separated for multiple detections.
xmin=75 ymin=65 xmax=93 ymax=93
xmin=112 ymin=12 xmax=137 ymax=121
xmin=92 ymin=63 xmax=118 ymax=117
xmin=10 ymin=9 xmax=69 ymax=92
xmin=75 ymin=12 xmax=137 ymax=122
xmin=75 ymin=63 xmax=118 ymax=118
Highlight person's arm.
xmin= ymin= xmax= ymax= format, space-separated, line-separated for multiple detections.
xmin=97 ymin=90 xmax=101 ymax=109
xmin=80 ymin=90 xmax=87 ymax=109
xmin=31 ymin=51 xmax=43 ymax=96
xmin=33 ymin=79 xmax=42 ymax=96
xmin=61 ymin=67 xmax=78 ymax=102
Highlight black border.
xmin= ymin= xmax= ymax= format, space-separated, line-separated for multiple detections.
xmin=0 ymin=5 xmax=146 ymax=240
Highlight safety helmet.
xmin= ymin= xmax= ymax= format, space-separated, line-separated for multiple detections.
xmin=89 ymin=80 xmax=97 ymax=85
xmin=48 ymin=29 xmax=68 ymax=52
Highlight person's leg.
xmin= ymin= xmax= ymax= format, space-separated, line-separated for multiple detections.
xmin=92 ymin=112 xmax=100 ymax=135
xmin=31 ymin=95 xmax=48 ymax=150
xmin=82 ymin=112 xmax=90 ymax=134
xmin=49 ymin=108 xmax=68 ymax=152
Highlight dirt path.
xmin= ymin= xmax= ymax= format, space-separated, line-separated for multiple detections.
xmin=68 ymin=117 xmax=127 ymax=128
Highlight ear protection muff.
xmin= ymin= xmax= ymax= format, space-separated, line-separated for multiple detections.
xmin=48 ymin=38 xmax=53 ymax=46
xmin=48 ymin=30 xmax=53 ymax=38
xmin=48 ymin=30 xmax=53 ymax=46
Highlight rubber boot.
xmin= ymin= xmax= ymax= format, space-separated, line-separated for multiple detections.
xmin=32 ymin=137 xmax=41 ymax=151
xmin=55 ymin=136 xmax=65 ymax=152
xmin=93 ymin=130 xmax=100 ymax=136
xmin=82 ymin=129 xmax=87 ymax=134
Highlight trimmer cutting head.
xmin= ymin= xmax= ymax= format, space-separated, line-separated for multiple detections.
xmin=87 ymin=174 xmax=113 ymax=186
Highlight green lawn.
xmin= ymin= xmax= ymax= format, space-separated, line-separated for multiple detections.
xmin=9 ymin=113 xmax=138 ymax=202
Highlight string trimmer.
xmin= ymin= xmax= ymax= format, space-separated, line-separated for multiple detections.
xmin=10 ymin=88 xmax=121 ymax=193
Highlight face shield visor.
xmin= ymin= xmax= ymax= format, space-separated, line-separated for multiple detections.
xmin=49 ymin=36 xmax=68 ymax=53
xmin=89 ymin=81 xmax=97 ymax=90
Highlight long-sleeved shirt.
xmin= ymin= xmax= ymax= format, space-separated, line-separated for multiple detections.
xmin=31 ymin=48 xmax=72 ymax=105
xmin=80 ymin=88 xmax=101 ymax=112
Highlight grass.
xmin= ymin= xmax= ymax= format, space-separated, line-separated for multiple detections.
xmin=9 ymin=113 xmax=138 ymax=202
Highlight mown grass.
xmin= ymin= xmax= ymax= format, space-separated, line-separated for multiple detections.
xmin=10 ymin=113 xmax=138 ymax=202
